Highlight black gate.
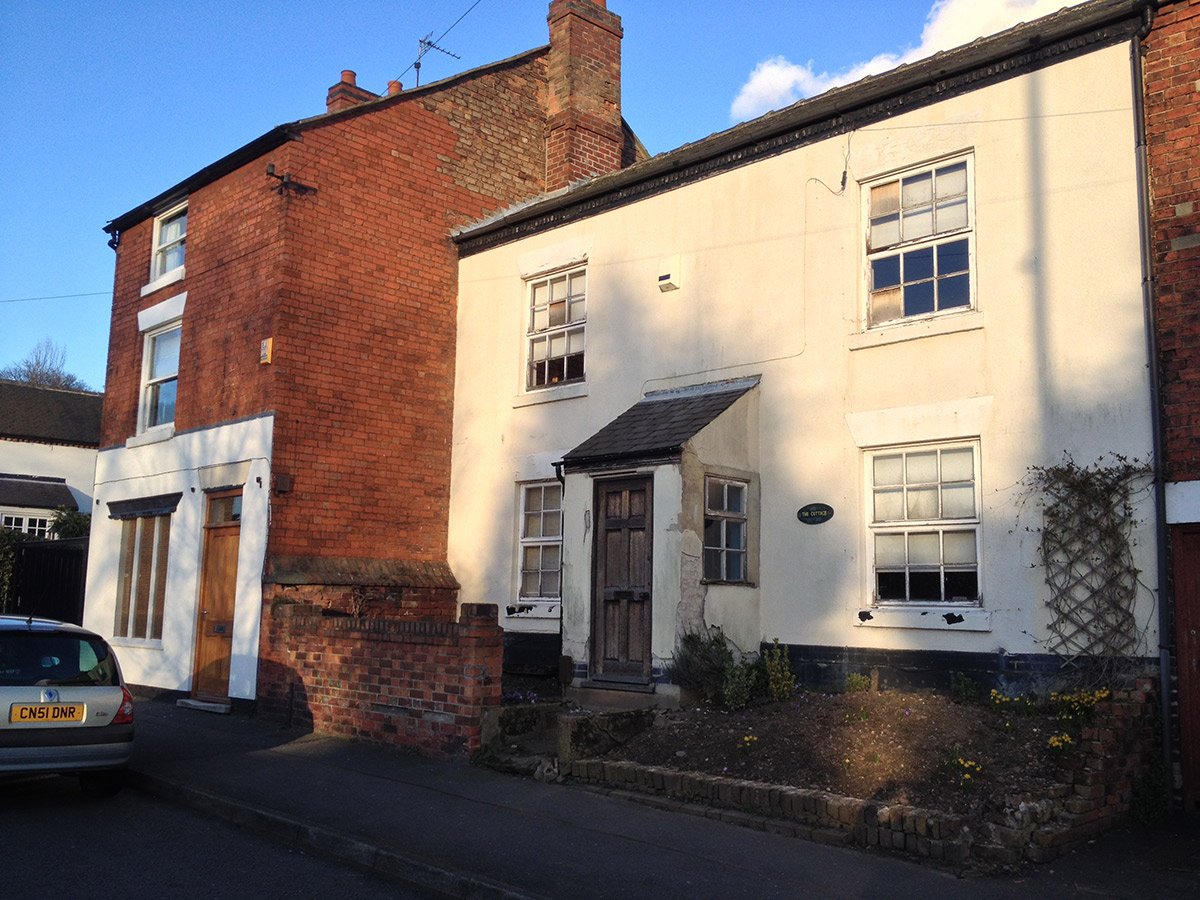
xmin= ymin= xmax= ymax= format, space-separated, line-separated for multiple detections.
xmin=14 ymin=537 xmax=89 ymax=625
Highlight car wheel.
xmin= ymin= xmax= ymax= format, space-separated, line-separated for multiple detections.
xmin=79 ymin=771 xmax=125 ymax=798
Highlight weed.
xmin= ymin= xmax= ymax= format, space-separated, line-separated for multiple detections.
xmin=949 ymin=671 xmax=981 ymax=704
xmin=845 ymin=672 xmax=871 ymax=694
xmin=760 ymin=639 xmax=797 ymax=701
xmin=722 ymin=660 xmax=757 ymax=711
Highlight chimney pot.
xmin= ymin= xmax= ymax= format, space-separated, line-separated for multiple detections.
xmin=341 ymin=69 xmax=357 ymax=85
xmin=387 ymin=80 xmax=403 ymax=96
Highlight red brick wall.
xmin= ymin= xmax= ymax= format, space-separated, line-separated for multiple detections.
xmin=546 ymin=0 xmax=624 ymax=190
xmin=267 ymin=58 xmax=550 ymax=563
xmin=257 ymin=601 xmax=503 ymax=756
xmin=1145 ymin=0 xmax=1200 ymax=482
xmin=101 ymin=155 xmax=285 ymax=446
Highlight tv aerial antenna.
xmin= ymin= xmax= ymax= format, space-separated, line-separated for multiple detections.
xmin=413 ymin=33 xmax=460 ymax=87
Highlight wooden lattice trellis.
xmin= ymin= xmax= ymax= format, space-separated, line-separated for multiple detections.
xmin=1030 ymin=458 xmax=1149 ymax=662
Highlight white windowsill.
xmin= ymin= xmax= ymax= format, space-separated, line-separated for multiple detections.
xmin=855 ymin=605 xmax=991 ymax=631
xmin=505 ymin=600 xmax=561 ymax=620
xmin=125 ymin=425 xmax=175 ymax=448
xmin=140 ymin=266 xmax=185 ymax=298
xmin=109 ymin=637 xmax=164 ymax=650
xmin=848 ymin=310 xmax=983 ymax=351
xmin=512 ymin=381 xmax=588 ymax=408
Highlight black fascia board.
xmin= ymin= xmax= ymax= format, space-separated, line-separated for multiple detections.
xmin=104 ymin=127 xmax=302 ymax=235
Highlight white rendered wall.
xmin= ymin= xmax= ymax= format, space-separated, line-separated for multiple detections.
xmin=449 ymin=42 xmax=1159 ymax=666
xmin=83 ymin=414 xmax=274 ymax=699
xmin=0 ymin=438 xmax=98 ymax=510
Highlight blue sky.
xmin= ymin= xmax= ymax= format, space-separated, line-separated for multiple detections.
xmin=0 ymin=0 xmax=1073 ymax=391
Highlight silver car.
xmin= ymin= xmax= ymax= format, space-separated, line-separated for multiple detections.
xmin=0 ymin=615 xmax=134 ymax=796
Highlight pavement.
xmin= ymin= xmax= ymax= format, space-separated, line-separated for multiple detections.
xmin=127 ymin=695 xmax=1200 ymax=899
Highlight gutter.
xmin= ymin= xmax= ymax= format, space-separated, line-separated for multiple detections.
xmin=1129 ymin=2 xmax=1173 ymax=788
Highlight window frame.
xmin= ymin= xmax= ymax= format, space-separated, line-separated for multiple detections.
xmin=703 ymin=475 xmax=750 ymax=584
xmin=1 ymin=512 xmax=52 ymax=538
xmin=864 ymin=155 xmax=975 ymax=328
xmin=511 ymin=480 xmax=564 ymax=619
xmin=150 ymin=203 xmax=187 ymax=283
xmin=138 ymin=321 xmax=182 ymax=434
xmin=525 ymin=267 xmax=586 ymax=391
xmin=113 ymin=513 xmax=171 ymax=643
xmin=866 ymin=440 xmax=981 ymax=606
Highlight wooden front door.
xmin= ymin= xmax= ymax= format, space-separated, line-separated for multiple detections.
xmin=192 ymin=491 xmax=242 ymax=700
xmin=591 ymin=477 xmax=653 ymax=683
xmin=1173 ymin=524 xmax=1200 ymax=812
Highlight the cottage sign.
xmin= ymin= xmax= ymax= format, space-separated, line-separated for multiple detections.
xmin=797 ymin=503 xmax=834 ymax=524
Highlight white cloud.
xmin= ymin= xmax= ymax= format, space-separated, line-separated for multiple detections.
xmin=730 ymin=0 xmax=1081 ymax=121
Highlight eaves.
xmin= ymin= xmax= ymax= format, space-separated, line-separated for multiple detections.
xmin=455 ymin=0 xmax=1153 ymax=257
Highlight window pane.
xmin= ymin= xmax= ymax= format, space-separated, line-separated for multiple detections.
xmin=725 ymin=521 xmax=745 ymax=551
xmin=871 ymin=255 xmax=901 ymax=290
xmin=703 ymin=517 xmax=721 ymax=548
xmin=568 ymin=329 xmax=585 ymax=353
xmin=160 ymin=210 xmax=187 ymax=244
xmin=908 ymin=532 xmax=940 ymax=565
xmin=532 ymin=307 xmax=549 ymax=332
xmin=937 ymin=197 xmax=968 ymax=233
xmin=902 ymin=172 xmax=932 ymax=207
xmin=706 ymin=480 xmax=725 ymax=511
xmin=869 ymin=287 xmax=902 ymax=326
xmin=549 ymin=301 xmax=566 ymax=327
xmin=524 ymin=513 xmax=542 ymax=538
xmin=543 ymin=484 xmax=561 ymax=508
xmin=542 ymin=545 xmax=560 ymax=571
xmin=941 ymin=447 xmax=974 ymax=481
xmin=870 ymin=214 xmax=900 ymax=249
xmin=909 ymin=570 xmax=941 ymax=601
xmin=944 ymin=570 xmax=978 ymax=601
xmin=549 ymin=332 xmax=566 ymax=358
xmin=726 ymin=552 xmax=745 ymax=582
xmin=148 ymin=379 xmax=177 ymax=428
xmin=520 ymin=572 xmax=540 ymax=596
xmin=877 ymin=570 xmax=906 ymax=600
xmin=569 ymin=297 xmax=586 ymax=323
xmin=903 ymin=205 xmax=933 ymax=241
xmin=939 ymin=274 xmax=970 ymax=310
xmin=873 ymin=455 xmax=904 ymax=486
xmin=151 ymin=328 xmax=180 ymax=379
xmin=871 ymin=180 xmax=899 ymax=216
xmin=726 ymin=484 xmax=746 ymax=514
xmin=550 ymin=277 xmax=567 ymax=302
xmin=906 ymin=451 xmax=938 ymax=483
xmin=907 ymin=486 xmax=938 ymax=519
xmin=935 ymin=162 xmax=967 ymax=198
xmin=543 ymin=570 xmax=561 ymax=596
xmin=904 ymin=247 xmax=934 ymax=282
xmin=943 ymin=530 xmax=977 ymax=565
xmin=524 ymin=487 xmax=543 ymax=512
xmin=938 ymin=239 xmax=969 ymax=275
xmin=542 ymin=510 xmax=562 ymax=538
xmin=569 ymin=272 xmax=586 ymax=297
xmin=703 ymin=549 xmax=721 ymax=580
xmin=873 ymin=488 xmax=903 ymax=522
xmin=941 ymin=484 xmax=976 ymax=518
xmin=904 ymin=280 xmax=935 ymax=316
xmin=875 ymin=533 xmax=906 ymax=566
xmin=565 ymin=353 xmax=584 ymax=381
xmin=162 ymin=243 xmax=185 ymax=272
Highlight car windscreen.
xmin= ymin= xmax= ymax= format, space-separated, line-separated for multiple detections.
xmin=0 ymin=632 xmax=120 ymax=687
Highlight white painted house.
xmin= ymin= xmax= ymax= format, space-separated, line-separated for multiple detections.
xmin=448 ymin=3 xmax=1161 ymax=698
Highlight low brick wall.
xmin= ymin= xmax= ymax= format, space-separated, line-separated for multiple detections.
xmin=257 ymin=600 xmax=503 ymax=756
xmin=568 ymin=678 xmax=1161 ymax=870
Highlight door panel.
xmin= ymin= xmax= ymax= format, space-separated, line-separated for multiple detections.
xmin=192 ymin=492 xmax=241 ymax=700
xmin=592 ymin=477 xmax=653 ymax=682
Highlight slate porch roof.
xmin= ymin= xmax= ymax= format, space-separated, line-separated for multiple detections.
xmin=562 ymin=377 xmax=759 ymax=473
xmin=0 ymin=380 xmax=102 ymax=447
xmin=0 ymin=474 xmax=77 ymax=512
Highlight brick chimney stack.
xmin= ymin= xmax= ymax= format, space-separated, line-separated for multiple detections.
xmin=326 ymin=70 xmax=380 ymax=113
xmin=545 ymin=0 xmax=624 ymax=191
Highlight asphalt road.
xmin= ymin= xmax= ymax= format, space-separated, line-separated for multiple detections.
xmin=0 ymin=774 xmax=425 ymax=899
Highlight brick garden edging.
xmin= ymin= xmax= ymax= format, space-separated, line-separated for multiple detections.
xmin=565 ymin=678 xmax=1160 ymax=870
xmin=257 ymin=601 xmax=503 ymax=757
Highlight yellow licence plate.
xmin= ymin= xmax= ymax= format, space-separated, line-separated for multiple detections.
xmin=9 ymin=703 xmax=85 ymax=723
